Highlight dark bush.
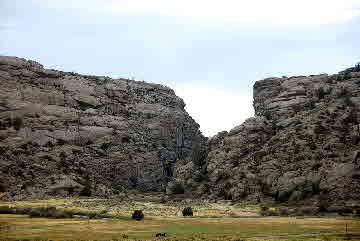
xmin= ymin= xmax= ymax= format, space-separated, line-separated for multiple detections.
xmin=29 ymin=208 xmax=42 ymax=217
xmin=57 ymin=139 xmax=66 ymax=145
xmin=355 ymin=63 xmax=360 ymax=72
xmin=80 ymin=179 xmax=92 ymax=197
xmin=0 ymin=206 xmax=15 ymax=214
xmin=344 ymin=95 xmax=354 ymax=107
xmin=30 ymin=207 xmax=56 ymax=218
xmin=315 ymin=87 xmax=326 ymax=99
xmin=355 ymin=209 xmax=360 ymax=217
xmin=182 ymin=207 xmax=193 ymax=216
xmin=14 ymin=207 xmax=32 ymax=215
xmin=160 ymin=196 xmax=167 ymax=204
xmin=29 ymin=207 xmax=73 ymax=219
xmin=167 ymin=181 xmax=184 ymax=195
xmin=260 ymin=209 xmax=279 ymax=216
xmin=87 ymin=212 xmax=97 ymax=219
xmin=277 ymin=190 xmax=291 ymax=203
xmin=263 ymin=110 xmax=272 ymax=120
xmin=100 ymin=142 xmax=110 ymax=150
xmin=260 ymin=205 xmax=269 ymax=212
xmin=318 ymin=200 xmax=330 ymax=212
xmin=327 ymin=206 xmax=353 ymax=215
xmin=13 ymin=116 xmax=23 ymax=131
xmin=343 ymin=72 xmax=352 ymax=80
xmin=191 ymin=146 xmax=208 ymax=166
xmin=295 ymin=207 xmax=319 ymax=216
xmin=132 ymin=210 xmax=144 ymax=221
xmin=278 ymin=208 xmax=290 ymax=216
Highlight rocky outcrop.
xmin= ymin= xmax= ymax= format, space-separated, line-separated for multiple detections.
xmin=0 ymin=56 xmax=205 ymax=199
xmin=2 ymin=55 xmax=360 ymax=204
xmin=175 ymin=66 xmax=360 ymax=203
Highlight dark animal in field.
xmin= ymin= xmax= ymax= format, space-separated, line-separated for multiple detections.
xmin=155 ymin=232 xmax=167 ymax=237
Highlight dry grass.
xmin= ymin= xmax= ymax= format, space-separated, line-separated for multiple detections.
xmin=0 ymin=197 xmax=359 ymax=240
xmin=0 ymin=214 xmax=359 ymax=240
xmin=0 ymin=196 xmax=260 ymax=218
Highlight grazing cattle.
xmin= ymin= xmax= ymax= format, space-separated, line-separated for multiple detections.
xmin=155 ymin=233 xmax=167 ymax=237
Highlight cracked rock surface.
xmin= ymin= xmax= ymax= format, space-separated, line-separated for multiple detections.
xmin=174 ymin=68 xmax=360 ymax=203
xmin=0 ymin=56 xmax=204 ymax=199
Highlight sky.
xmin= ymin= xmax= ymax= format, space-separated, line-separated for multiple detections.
xmin=1 ymin=0 xmax=360 ymax=136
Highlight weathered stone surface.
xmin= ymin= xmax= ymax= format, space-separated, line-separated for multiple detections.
xmin=0 ymin=56 xmax=205 ymax=199
xmin=175 ymin=66 xmax=360 ymax=203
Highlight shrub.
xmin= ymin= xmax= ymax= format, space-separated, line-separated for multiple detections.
xmin=315 ymin=87 xmax=326 ymax=99
xmin=355 ymin=63 xmax=360 ymax=72
xmin=87 ymin=212 xmax=97 ymax=219
xmin=122 ymin=234 xmax=129 ymax=239
xmin=0 ymin=206 xmax=14 ymax=214
xmin=14 ymin=207 xmax=31 ymax=215
xmin=327 ymin=206 xmax=353 ymax=215
xmin=318 ymin=200 xmax=330 ymax=212
xmin=29 ymin=208 xmax=42 ymax=217
xmin=191 ymin=146 xmax=208 ymax=166
xmin=343 ymin=72 xmax=352 ymax=80
xmin=260 ymin=205 xmax=269 ymax=212
xmin=260 ymin=209 xmax=279 ymax=216
xmin=160 ymin=196 xmax=167 ymax=204
xmin=167 ymin=181 xmax=184 ymax=195
xmin=29 ymin=207 xmax=73 ymax=219
xmin=80 ymin=179 xmax=92 ymax=197
xmin=30 ymin=207 xmax=55 ymax=218
xmin=343 ymin=95 xmax=354 ymax=107
xmin=132 ymin=210 xmax=144 ymax=221
xmin=295 ymin=207 xmax=319 ymax=216
xmin=278 ymin=207 xmax=290 ymax=216
xmin=182 ymin=207 xmax=193 ymax=216
xmin=355 ymin=209 xmax=360 ymax=217
xmin=13 ymin=117 xmax=23 ymax=130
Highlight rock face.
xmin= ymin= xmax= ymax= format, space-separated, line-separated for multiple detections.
xmin=0 ymin=56 xmax=204 ymax=199
xmin=175 ymin=67 xmax=360 ymax=203
xmin=2 ymin=55 xmax=360 ymax=203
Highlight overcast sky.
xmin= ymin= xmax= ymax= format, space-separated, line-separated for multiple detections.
xmin=1 ymin=0 xmax=359 ymax=136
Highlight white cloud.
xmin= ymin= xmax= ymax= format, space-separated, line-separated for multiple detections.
xmin=103 ymin=0 xmax=360 ymax=25
xmin=171 ymin=83 xmax=254 ymax=137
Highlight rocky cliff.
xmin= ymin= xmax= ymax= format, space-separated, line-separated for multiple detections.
xmin=0 ymin=56 xmax=205 ymax=199
xmin=174 ymin=66 xmax=360 ymax=203
xmin=2 ymin=55 xmax=360 ymax=204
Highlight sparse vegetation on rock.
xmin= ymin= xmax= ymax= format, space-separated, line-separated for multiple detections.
xmin=174 ymin=64 xmax=360 ymax=203
xmin=166 ymin=181 xmax=185 ymax=195
xmin=0 ymin=56 xmax=205 ymax=198
xmin=1 ymin=56 xmax=360 ymax=205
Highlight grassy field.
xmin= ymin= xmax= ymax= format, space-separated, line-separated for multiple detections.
xmin=0 ymin=196 xmax=260 ymax=218
xmin=0 ymin=197 xmax=359 ymax=240
xmin=0 ymin=214 xmax=359 ymax=240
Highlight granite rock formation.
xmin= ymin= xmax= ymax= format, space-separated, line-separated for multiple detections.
xmin=2 ymin=55 xmax=360 ymax=204
xmin=0 ymin=56 xmax=204 ymax=199
xmin=174 ymin=66 xmax=360 ymax=203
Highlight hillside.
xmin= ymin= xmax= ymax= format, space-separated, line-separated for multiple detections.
xmin=0 ymin=56 xmax=205 ymax=200
xmin=174 ymin=65 xmax=360 ymax=204
xmin=1 ymin=56 xmax=360 ymax=205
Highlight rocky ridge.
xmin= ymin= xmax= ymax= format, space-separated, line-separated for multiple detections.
xmin=1 ymin=55 xmax=360 ymax=204
xmin=174 ymin=65 xmax=360 ymax=203
xmin=0 ymin=56 xmax=204 ymax=199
